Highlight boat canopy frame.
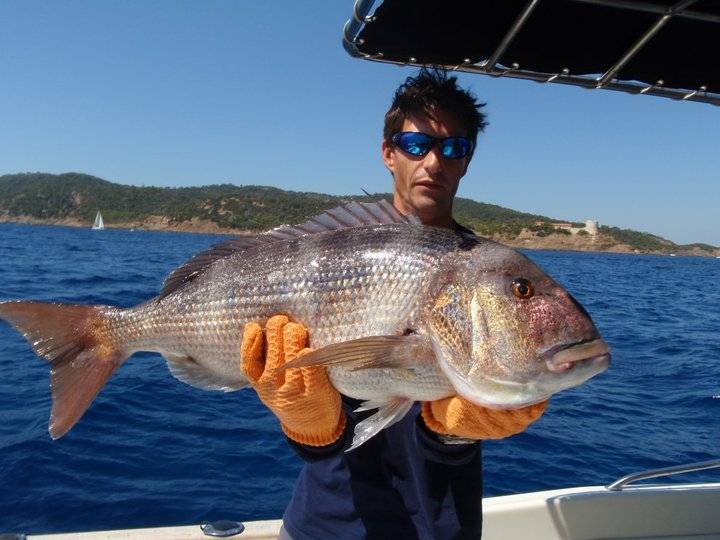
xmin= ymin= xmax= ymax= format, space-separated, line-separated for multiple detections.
xmin=344 ymin=0 xmax=720 ymax=106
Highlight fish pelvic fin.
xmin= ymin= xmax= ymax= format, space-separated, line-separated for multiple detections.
xmin=348 ymin=398 xmax=414 ymax=451
xmin=164 ymin=352 xmax=249 ymax=391
xmin=0 ymin=301 xmax=127 ymax=439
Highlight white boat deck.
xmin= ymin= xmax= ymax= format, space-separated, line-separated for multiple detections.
xmin=28 ymin=519 xmax=281 ymax=540
xmin=26 ymin=482 xmax=720 ymax=540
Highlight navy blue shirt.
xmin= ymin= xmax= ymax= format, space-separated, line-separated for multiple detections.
xmin=283 ymin=220 xmax=482 ymax=539
xmin=282 ymin=398 xmax=483 ymax=540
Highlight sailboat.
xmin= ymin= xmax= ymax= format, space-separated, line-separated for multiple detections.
xmin=92 ymin=211 xmax=105 ymax=230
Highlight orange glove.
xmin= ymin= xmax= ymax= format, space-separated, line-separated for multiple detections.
xmin=241 ymin=315 xmax=346 ymax=447
xmin=421 ymin=396 xmax=548 ymax=440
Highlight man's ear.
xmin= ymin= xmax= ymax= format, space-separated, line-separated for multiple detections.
xmin=381 ymin=139 xmax=395 ymax=175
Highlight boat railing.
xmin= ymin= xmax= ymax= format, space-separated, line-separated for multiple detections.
xmin=607 ymin=458 xmax=720 ymax=491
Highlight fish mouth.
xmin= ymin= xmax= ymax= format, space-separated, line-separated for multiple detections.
xmin=433 ymin=336 xmax=610 ymax=411
xmin=544 ymin=338 xmax=611 ymax=374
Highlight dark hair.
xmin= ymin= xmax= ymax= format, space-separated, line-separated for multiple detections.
xmin=383 ymin=68 xmax=487 ymax=148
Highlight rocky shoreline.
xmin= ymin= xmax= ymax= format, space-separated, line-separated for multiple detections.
xmin=0 ymin=214 xmax=249 ymax=235
xmin=1 ymin=215 xmax=718 ymax=258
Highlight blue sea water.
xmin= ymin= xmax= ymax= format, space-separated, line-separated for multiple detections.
xmin=0 ymin=223 xmax=719 ymax=535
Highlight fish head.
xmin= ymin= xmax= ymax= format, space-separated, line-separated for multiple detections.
xmin=428 ymin=243 xmax=610 ymax=408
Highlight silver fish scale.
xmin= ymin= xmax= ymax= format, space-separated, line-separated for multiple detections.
xmin=107 ymin=225 xmax=464 ymax=399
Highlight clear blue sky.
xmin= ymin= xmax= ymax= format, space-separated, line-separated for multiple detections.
xmin=1 ymin=1 xmax=718 ymax=245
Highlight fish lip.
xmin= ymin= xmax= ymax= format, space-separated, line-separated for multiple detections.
xmin=539 ymin=336 xmax=602 ymax=361
xmin=546 ymin=352 xmax=610 ymax=374
xmin=543 ymin=338 xmax=611 ymax=374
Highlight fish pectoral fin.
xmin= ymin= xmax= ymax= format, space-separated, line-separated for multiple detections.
xmin=283 ymin=334 xmax=435 ymax=372
xmin=164 ymin=353 xmax=248 ymax=392
xmin=347 ymin=398 xmax=414 ymax=451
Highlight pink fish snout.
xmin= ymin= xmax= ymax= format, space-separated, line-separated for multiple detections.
xmin=544 ymin=339 xmax=611 ymax=374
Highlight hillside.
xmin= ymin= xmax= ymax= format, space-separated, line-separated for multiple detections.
xmin=0 ymin=172 xmax=717 ymax=257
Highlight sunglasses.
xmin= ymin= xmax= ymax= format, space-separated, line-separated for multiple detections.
xmin=391 ymin=131 xmax=473 ymax=159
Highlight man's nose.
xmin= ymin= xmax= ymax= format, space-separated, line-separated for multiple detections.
xmin=422 ymin=145 xmax=444 ymax=172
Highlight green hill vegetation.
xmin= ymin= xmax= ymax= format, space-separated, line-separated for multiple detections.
xmin=0 ymin=172 xmax=339 ymax=230
xmin=0 ymin=172 xmax=716 ymax=255
xmin=452 ymin=198 xmax=552 ymax=237
xmin=0 ymin=172 xmax=556 ymax=233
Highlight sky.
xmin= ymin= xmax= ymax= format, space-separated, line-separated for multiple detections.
xmin=1 ymin=1 xmax=718 ymax=246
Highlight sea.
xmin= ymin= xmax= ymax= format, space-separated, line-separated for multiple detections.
xmin=0 ymin=223 xmax=718 ymax=535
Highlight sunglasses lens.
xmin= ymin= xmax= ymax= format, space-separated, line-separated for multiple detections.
xmin=441 ymin=138 xmax=472 ymax=158
xmin=394 ymin=132 xmax=472 ymax=159
xmin=398 ymin=132 xmax=433 ymax=156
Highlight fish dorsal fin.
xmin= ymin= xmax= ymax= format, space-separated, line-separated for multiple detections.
xmin=277 ymin=199 xmax=419 ymax=235
xmin=158 ymin=200 xmax=419 ymax=300
xmin=158 ymin=236 xmax=277 ymax=300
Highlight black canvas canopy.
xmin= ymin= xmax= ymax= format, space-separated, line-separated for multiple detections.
xmin=344 ymin=0 xmax=720 ymax=106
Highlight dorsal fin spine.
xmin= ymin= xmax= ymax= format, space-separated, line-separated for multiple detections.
xmin=157 ymin=200 xmax=418 ymax=300
xmin=374 ymin=201 xmax=398 ymax=222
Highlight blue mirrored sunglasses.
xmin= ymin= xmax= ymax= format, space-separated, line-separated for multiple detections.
xmin=391 ymin=132 xmax=473 ymax=159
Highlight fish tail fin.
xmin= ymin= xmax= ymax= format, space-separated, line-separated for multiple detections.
xmin=0 ymin=300 xmax=128 ymax=439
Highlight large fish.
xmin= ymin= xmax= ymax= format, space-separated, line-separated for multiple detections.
xmin=0 ymin=201 xmax=609 ymax=449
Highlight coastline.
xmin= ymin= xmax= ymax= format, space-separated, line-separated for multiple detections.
xmin=0 ymin=214 xmax=250 ymax=236
xmin=1 ymin=215 xmax=718 ymax=258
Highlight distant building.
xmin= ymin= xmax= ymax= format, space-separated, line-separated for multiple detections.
xmin=534 ymin=219 xmax=600 ymax=236
xmin=552 ymin=220 xmax=599 ymax=236
xmin=585 ymin=220 xmax=599 ymax=235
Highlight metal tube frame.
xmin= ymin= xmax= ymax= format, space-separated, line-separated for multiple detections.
xmin=597 ymin=0 xmax=700 ymax=87
xmin=482 ymin=0 xmax=542 ymax=72
xmin=607 ymin=459 xmax=720 ymax=491
xmin=569 ymin=0 xmax=720 ymax=24
xmin=343 ymin=0 xmax=379 ymax=58
xmin=342 ymin=0 xmax=719 ymax=106
xmin=343 ymin=54 xmax=720 ymax=106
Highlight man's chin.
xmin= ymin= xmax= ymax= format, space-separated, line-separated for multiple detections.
xmin=411 ymin=189 xmax=448 ymax=207
xmin=409 ymin=195 xmax=451 ymax=221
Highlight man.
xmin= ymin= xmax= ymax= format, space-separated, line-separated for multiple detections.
xmin=241 ymin=69 xmax=546 ymax=539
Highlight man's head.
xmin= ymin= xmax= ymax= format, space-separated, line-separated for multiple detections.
xmin=382 ymin=69 xmax=487 ymax=228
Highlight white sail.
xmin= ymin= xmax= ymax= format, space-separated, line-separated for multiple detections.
xmin=92 ymin=211 xmax=105 ymax=230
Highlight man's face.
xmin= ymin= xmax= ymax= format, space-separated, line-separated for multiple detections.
xmin=382 ymin=108 xmax=471 ymax=227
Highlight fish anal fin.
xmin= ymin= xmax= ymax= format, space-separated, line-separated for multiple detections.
xmin=348 ymin=398 xmax=414 ymax=451
xmin=283 ymin=334 xmax=436 ymax=372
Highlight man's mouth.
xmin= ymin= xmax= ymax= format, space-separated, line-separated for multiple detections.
xmin=414 ymin=180 xmax=444 ymax=190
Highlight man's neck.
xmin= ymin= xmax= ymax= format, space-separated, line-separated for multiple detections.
xmin=418 ymin=213 xmax=453 ymax=229
xmin=393 ymin=198 xmax=453 ymax=229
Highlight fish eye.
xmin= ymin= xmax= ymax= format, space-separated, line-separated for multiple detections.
xmin=511 ymin=278 xmax=534 ymax=300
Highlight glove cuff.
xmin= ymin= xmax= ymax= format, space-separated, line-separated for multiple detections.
xmin=281 ymin=410 xmax=347 ymax=447
xmin=422 ymin=398 xmax=548 ymax=440
xmin=421 ymin=401 xmax=453 ymax=436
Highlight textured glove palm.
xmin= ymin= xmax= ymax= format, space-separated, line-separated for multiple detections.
xmin=422 ymin=396 xmax=548 ymax=440
xmin=241 ymin=315 xmax=346 ymax=447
